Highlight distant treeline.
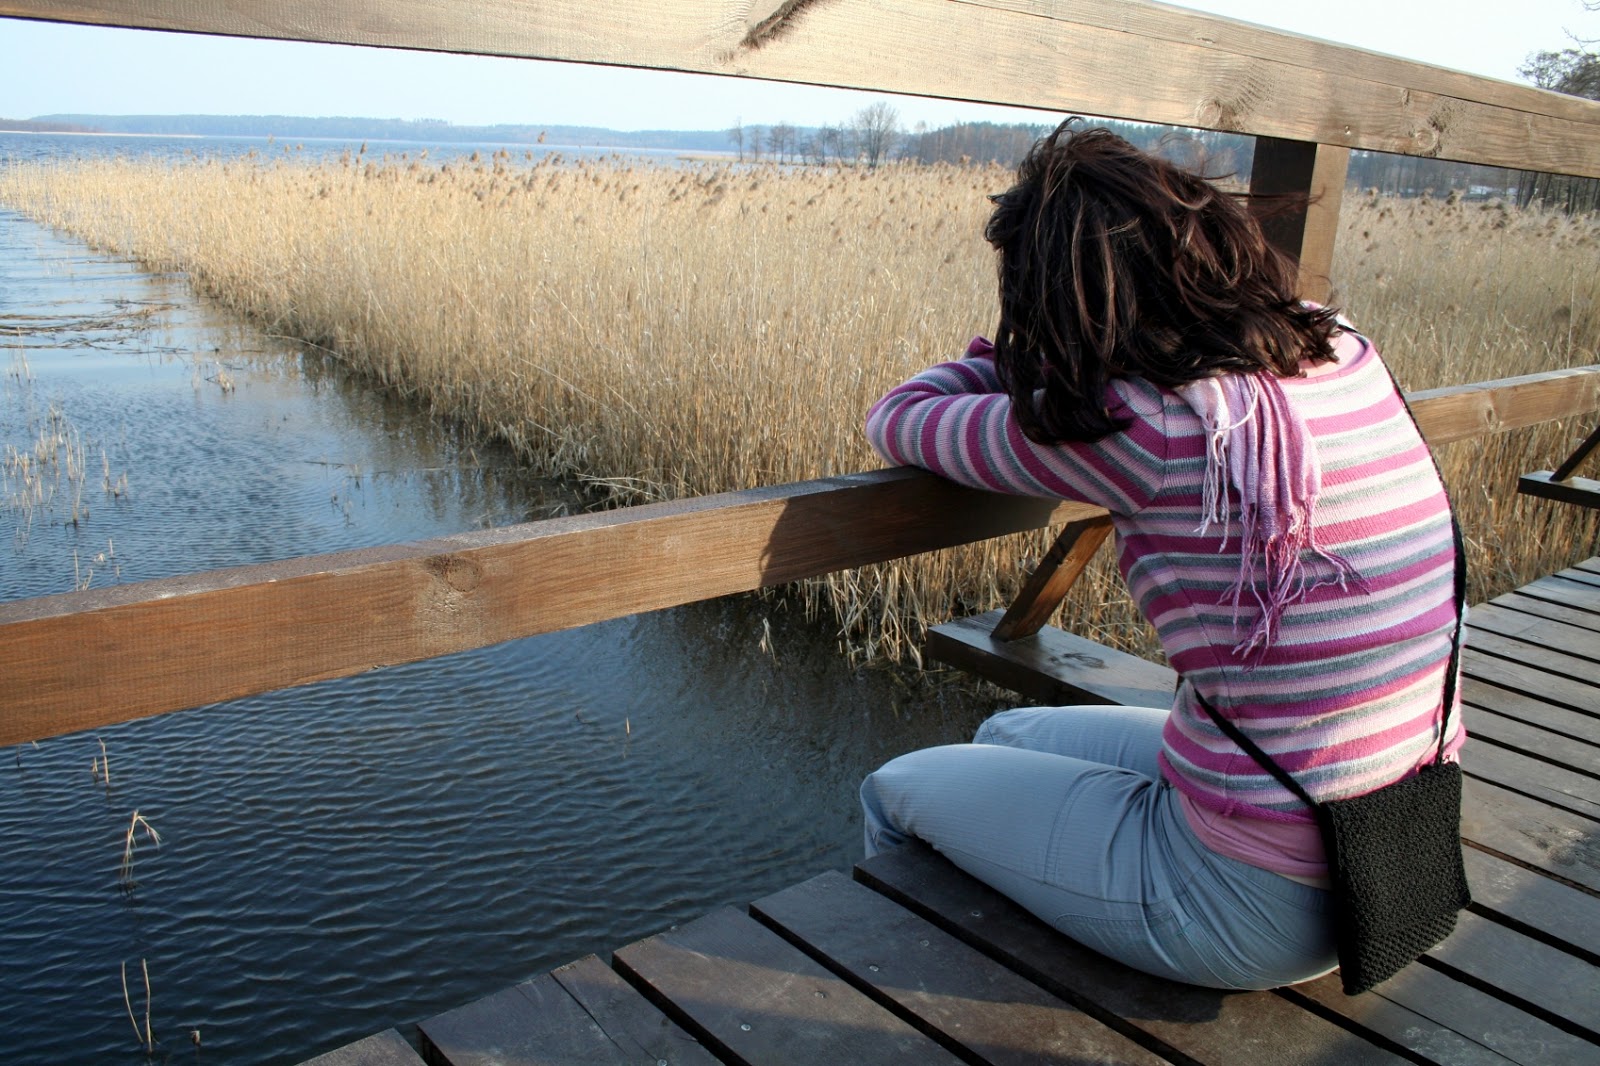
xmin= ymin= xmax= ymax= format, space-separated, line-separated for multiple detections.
xmin=18 ymin=112 xmax=1594 ymax=212
xmin=0 ymin=117 xmax=99 ymax=133
xmin=26 ymin=114 xmax=737 ymax=151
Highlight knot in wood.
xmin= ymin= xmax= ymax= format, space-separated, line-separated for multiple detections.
xmin=425 ymin=554 xmax=483 ymax=594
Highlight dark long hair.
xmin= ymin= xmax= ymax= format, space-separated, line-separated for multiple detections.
xmin=984 ymin=122 xmax=1340 ymax=443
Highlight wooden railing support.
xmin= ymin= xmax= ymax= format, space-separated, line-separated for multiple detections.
xmin=991 ymin=516 xmax=1114 ymax=642
xmin=1249 ymin=138 xmax=1351 ymax=303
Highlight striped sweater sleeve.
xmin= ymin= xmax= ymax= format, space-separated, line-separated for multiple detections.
xmin=864 ymin=338 xmax=1168 ymax=515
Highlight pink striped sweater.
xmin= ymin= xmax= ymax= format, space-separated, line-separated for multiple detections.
xmin=867 ymin=327 xmax=1464 ymax=875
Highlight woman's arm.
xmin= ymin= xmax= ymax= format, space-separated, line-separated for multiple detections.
xmin=866 ymin=338 xmax=1167 ymax=514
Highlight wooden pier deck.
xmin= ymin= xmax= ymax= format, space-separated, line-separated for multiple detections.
xmin=305 ymin=560 xmax=1600 ymax=1066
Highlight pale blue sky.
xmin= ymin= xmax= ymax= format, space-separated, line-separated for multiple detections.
xmin=1 ymin=1 xmax=1595 ymax=130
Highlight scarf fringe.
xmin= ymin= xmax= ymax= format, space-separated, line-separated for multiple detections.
xmin=1179 ymin=374 xmax=1363 ymax=661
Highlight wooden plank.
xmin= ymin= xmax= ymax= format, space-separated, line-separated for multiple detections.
xmin=751 ymin=870 xmax=1169 ymax=1066
xmin=855 ymin=841 xmax=1407 ymax=1066
xmin=1425 ymin=911 xmax=1600 ymax=1042
xmin=927 ymin=612 xmax=1178 ymax=709
xmin=1462 ymin=650 xmax=1598 ymax=717
xmin=1552 ymin=430 xmax=1600 ymax=483
xmin=1287 ymin=964 xmax=1591 ymax=1066
xmin=1514 ymin=575 xmax=1600 ymax=616
xmin=1558 ymin=567 xmax=1600 ymax=590
xmin=1463 ymin=847 xmax=1600 ymax=964
xmin=1462 ymin=742 xmax=1600 ymax=821
xmin=1247 ymin=138 xmax=1348 ymax=304
xmin=1577 ymin=558 xmax=1600 ymax=577
xmin=1407 ymin=366 xmax=1600 ymax=448
xmin=548 ymin=955 xmax=721 ymax=1066
xmin=611 ymin=906 xmax=962 ymax=1066
xmin=1468 ymin=604 xmax=1600 ymax=666
xmin=5 ymin=1 xmax=1600 ymax=177
xmin=0 ymin=469 xmax=1098 ymax=745
xmin=1461 ymin=778 xmax=1600 ymax=894
xmin=417 ymin=975 xmax=635 ymax=1066
xmin=1465 ymin=707 xmax=1600 ymax=775
xmin=300 ymin=1030 xmax=426 ymax=1066
xmin=1466 ymin=628 xmax=1600 ymax=689
xmin=1465 ymin=681 xmax=1600 ymax=747
xmin=1489 ymin=592 xmax=1600 ymax=636
xmin=1519 ymin=472 xmax=1600 ymax=510
xmin=991 ymin=516 xmax=1113 ymax=642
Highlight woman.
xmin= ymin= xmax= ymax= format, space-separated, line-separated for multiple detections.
xmin=859 ymin=124 xmax=1462 ymax=990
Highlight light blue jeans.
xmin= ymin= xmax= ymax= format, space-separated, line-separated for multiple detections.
xmin=860 ymin=705 xmax=1338 ymax=990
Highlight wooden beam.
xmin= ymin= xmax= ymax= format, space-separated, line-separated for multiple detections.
xmin=1248 ymin=138 xmax=1349 ymax=304
xmin=1409 ymin=365 xmax=1600 ymax=445
xmin=1 ymin=366 xmax=1596 ymax=744
xmin=0 ymin=469 xmax=1099 ymax=746
xmin=991 ymin=516 xmax=1113 ymax=642
xmin=4 ymin=1 xmax=1600 ymax=178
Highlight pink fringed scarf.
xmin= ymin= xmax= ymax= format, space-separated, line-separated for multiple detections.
xmin=1176 ymin=372 xmax=1359 ymax=659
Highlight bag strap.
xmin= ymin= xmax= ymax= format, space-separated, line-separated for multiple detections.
xmin=1193 ymin=343 xmax=1468 ymax=804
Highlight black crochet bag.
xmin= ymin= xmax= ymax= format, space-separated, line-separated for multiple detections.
xmin=1195 ymin=524 xmax=1470 ymax=995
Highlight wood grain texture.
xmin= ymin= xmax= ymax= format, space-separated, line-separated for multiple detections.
xmin=548 ymin=956 xmax=720 ymax=1066
xmin=1518 ymin=472 xmax=1600 ymax=510
xmin=1425 ymin=910 xmax=1600 ymax=1042
xmin=0 ymin=470 xmax=1095 ymax=745
xmin=1467 ymin=627 xmax=1600 ymax=688
xmin=991 ymin=516 xmax=1112 ymax=641
xmin=927 ymin=611 xmax=1179 ymax=709
xmin=1468 ymin=604 xmax=1600 ymax=666
xmin=1490 ymin=592 xmax=1600 ymax=635
xmin=1247 ymin=138 xmax=1348 ymax=303
xmin=1463 ymin=847 xmax=1600 ymax=965
xmin=1461 ymin=777 xmax=1600 ymax=894
xmin=417 ymin=976 xmax=635 ymax=1066
xmin=300 ymin=1031 xmax=425 ymax=1066
xmin=611 ymin=906 xmax=962 ymax=1066
xmin=1287 ymin=965 xmax=1590 ymax=1066
xmin=5 ymin=1 xmax=1600 ymax=176
xmin=751 ymin=870 xmax=1168 ymax=1066
xmin=1407 ymin=365 xmax=1600 ymax=445
xmin=1462 ymin=742 xmax=1600 ymax=821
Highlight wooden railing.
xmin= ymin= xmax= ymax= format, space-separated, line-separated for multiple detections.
xmin=3 ymin=1 xmax=1600 ymax=747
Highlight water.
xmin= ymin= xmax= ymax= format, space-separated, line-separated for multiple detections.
xmin=0 ymin=140 xmax=987 ymax=1064
xmin=0 ymin=129 xmax=720 ymax=168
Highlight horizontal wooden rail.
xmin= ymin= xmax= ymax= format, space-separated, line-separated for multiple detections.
xmin=6 ymin=0 xmax=1600 ymax=178
xmin=0 ymin=471 xmax=1099 ymax=745
xmin=3 ymin=365 xmax=1597 ymax=746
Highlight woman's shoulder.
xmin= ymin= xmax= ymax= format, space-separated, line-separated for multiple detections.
xmin=1108 ymin=375 xmax=1172 ymax=419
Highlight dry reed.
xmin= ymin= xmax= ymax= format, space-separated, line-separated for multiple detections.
xmin=1 ymin=155 xmax=1595 ymax=661
xmin=120 ymin=958 xmax=154 ymax=1054
xmin=118 ymin=810 xmax=161 ymax=888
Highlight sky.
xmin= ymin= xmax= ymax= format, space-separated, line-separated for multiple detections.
xmin=0 ymin=1 xmax=1595 ymax=131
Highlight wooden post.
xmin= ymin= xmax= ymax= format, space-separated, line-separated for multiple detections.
xmin=1248 ymin=138 xmax=1350 ymax=303
xmin=991 ymin=516 xmax=1114 ymax=642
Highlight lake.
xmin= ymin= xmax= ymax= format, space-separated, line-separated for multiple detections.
xmin=0 ymin=132 xmax=984 ymax=1064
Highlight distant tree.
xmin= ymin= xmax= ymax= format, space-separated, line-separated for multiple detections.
xmin=728 ymin=119 xmax=745 ymax=163
xmin=817 ymin=124 xmax=847 ymax=164
xmin=746 ymin=124 xmax=764 ymax=162
xmin=767 ymin=122 xmax=798 ymax=163
xmin=1517 ymin=23 xmax=1600 ymax=213
xmin=1520 ymin=48 xmax=1600 ymax=100
xmin=850 ymin=101 xmax=900 ymax=168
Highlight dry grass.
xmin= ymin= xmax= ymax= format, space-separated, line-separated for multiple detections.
xmin=1 ymin=154 xmax=1596 ymax=661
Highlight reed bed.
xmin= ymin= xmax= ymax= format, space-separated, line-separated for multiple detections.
xmin=1 ymin=153 xmax=1595 ymax=662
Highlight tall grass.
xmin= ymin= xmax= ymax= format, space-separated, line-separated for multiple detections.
xmin=2 ymin=153 xmax=1596 ymax=661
